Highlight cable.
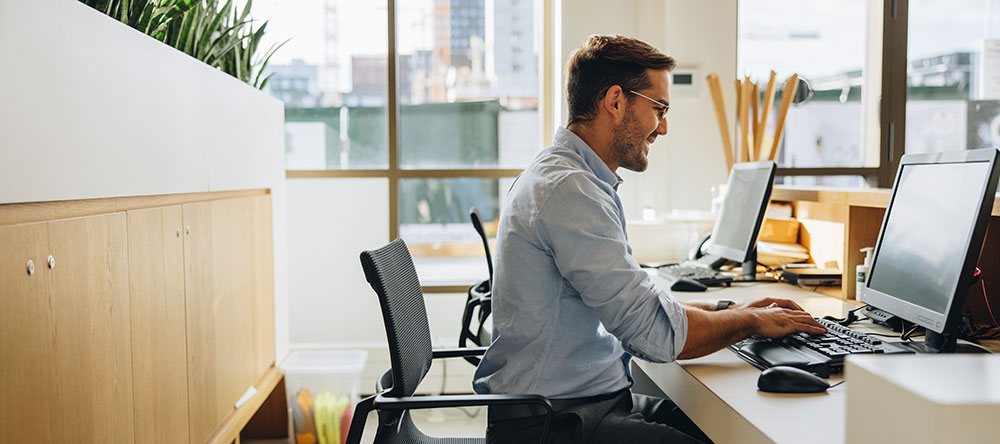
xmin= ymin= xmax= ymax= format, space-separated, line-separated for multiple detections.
xmin=900 ymin=323 xmax=922 ymax=342
xmin=756 ymin=261 xmax=777 ymax=272
xmin=828 ymin=380 xmax=846 ymax=389
xmin=981 ymin=277 xmax=999 ymax=327
xmin=822 ymin=305 xmax=865 ymax=327
xmin=640 ymin=262 xmax=678 ymax=269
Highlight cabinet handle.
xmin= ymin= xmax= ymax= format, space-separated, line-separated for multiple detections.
xmin=185 ymin=226 xmax=191 ymax=235
xmin=176 ymin=228 xmax=182 ymax=238
xmin=47 ymin=255 xmax=55 ymax=270
xmin=26 ymin=259 xmax=34 ymax=276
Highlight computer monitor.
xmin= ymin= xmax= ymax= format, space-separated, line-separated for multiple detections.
xmin=706 ymin=161 xmax=777 ymax=275
xmin=861 ymin=148 xmax=1000 ymax=353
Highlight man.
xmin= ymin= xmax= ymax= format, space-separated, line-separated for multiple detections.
xmin=472 ymin=35 xmax=827 ymax=443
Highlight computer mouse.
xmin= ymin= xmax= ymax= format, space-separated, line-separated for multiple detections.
xmin=757 ymin=366 xmax=831 ymax=393
xmin=670 ymin=278 xmax=708 ymax=292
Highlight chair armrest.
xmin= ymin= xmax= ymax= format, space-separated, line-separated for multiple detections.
xmin=374 ymin=393 xmax=552 ymax=444
xmin=433 ymin=347 xmax=488 ymax=359
xmin=374 ymin=393 xmax=551 ymax=411
xmin=344 ymin=394 xmax=376 ymax=444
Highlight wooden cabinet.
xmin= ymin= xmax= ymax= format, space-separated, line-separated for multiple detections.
xmin=0 ymin=192 xmax=277 ymax=444
xmin=128 ymin=206 xmax=189 ymax=444
xmin=185 ymin=196 xmax=276 ymax=444
xmin=48 ymin=213 xmax=134 ymax=443
xmin=0 ymin=222 xmax=54 ymax=444
xmin=251 ymin=196 xmax=276 ymax=379
xmin=0 ymin=213 xmax=133 ymax=443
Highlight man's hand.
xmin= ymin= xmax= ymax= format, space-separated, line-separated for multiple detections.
xmin=749 ymin=306 xmax=827 ymax=338
xmin=735 ymin=297 xmax=804 ymax=311
xmin=677 ymin=300 xmax=827 ymax=359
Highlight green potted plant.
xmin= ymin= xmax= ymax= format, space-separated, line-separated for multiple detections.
xmin=80 ymin=0 xmax=286 ymax=89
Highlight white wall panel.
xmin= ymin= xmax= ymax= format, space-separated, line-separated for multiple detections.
xmin=287 ymin=178 xmax=390 ymax=344
xmin=0 ymin=0 xmax=284 ymax=204
xmin=556 ymin=1 xmax=737 ymax=218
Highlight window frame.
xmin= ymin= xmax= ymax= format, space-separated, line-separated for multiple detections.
xmin=285 ymin=0 xmax=538 ymax=293
xmin=285 ymin=0 xmax=911 ymax=292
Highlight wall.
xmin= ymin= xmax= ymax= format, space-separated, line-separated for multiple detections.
xmin=556 ymin=0 xmax=738 ymax=218
xmin=0 ymin=0 xmax=290 ymax=361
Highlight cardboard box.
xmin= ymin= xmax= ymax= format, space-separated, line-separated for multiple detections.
xmin=759 ymin=217 xmax=800 ymax=243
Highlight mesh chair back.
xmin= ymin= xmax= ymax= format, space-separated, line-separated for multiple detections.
xmin=360 ymin=238 xmax=433 ymax=398
xmin=469 ymin=207 xmax=493 ymax=290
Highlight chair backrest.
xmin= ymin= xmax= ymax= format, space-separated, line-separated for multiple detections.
xmin=359 ymin=238 xmax=433 ymax=398
xmin=469 ymin=207 xmax=493 ymax=290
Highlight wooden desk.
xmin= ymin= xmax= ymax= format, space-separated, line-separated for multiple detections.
xmin=634 ymin=275 xmax=906 ymax=444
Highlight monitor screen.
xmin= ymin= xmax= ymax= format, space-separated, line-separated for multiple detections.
xmin=707 ymin=161 xmax=776 ymax=262
xmin=863 ymin=149 xmax=999 ymax=335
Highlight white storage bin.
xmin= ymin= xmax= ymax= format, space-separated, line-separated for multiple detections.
xmin=282 ymin=350 xmax=368 ymax=444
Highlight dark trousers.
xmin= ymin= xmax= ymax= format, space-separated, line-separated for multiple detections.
xmin=486 ymin=390 xmax=712 ymax=444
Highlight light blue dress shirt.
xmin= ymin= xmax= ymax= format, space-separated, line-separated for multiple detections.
xmin=473 ymin=127 xmax=689 ymax=399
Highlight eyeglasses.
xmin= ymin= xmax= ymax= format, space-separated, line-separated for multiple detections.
xmin=628 ymin=90 xmax=669 ymax=120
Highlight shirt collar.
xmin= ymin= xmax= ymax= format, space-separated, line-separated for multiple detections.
xmin=552 ymin=126 xmax=624 ymax=190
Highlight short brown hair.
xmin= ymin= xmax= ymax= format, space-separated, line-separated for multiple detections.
xmin=565 ymin=35 xmax=675 ymax=126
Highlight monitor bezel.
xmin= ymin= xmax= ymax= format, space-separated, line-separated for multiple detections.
xmin=860 ymin=148 xmax=1000 ymax=335
xmin=707 ymin=161 xmax=777 ymax=263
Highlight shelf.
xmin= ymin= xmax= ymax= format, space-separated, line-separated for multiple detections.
xmin=773 ymin=186 xmax=1000 ymax=216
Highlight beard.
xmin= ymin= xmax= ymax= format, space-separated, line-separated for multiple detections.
xmin=610 ymin=106 xmax=650 ymax=172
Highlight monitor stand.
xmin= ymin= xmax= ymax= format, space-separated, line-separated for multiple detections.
xmin=895 ymin=330 xmax=990 ymax=354
xmin=732 ymin=248 xmax=778 ymax=283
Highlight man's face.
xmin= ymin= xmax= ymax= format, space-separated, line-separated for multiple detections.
xmin=610 ymin=70 xmax=670 ymax=172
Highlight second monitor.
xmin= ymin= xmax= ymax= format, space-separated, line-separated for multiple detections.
xmin=707 ymin=160 xmax=777 ymax=279
xmin=659 ymin=161 xmax=776 ymax=287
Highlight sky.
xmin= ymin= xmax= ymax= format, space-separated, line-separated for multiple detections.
xmin=249 ymin=0 xmax=1000 ymax=81
xmin=252 ymin=0 xmax=433 ymax=66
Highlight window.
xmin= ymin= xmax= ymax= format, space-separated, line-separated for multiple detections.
xmin=906 ymin=1 xmax=997 ymax=154
xmin=259 ymin=0 xmax=540 ymax=289
xmin=738 ymin=0 xmax=880 ymax=187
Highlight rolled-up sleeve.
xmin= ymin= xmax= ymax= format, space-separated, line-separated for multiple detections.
xmin=535 ymin=174 xmax=688 ymax=362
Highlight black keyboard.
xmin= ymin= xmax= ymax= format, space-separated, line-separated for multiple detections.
xmin=729 ymin=318 xmax=914 ymax=378
xmin=658 ymin=264 xmax=733 ymax=286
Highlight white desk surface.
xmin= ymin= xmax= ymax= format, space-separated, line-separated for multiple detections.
xmin=635 ymin=274 xmax=865 ymax=444
xmin=849 ymin=354 xmax=1000 ymax=404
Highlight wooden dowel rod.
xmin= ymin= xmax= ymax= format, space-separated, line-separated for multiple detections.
xmin=755 ymin=70 xmax=777 ymax=161
xmin=750 ymin=81 xmax=759 ymax=161
xmin=739 ymin=77 xmax=751 ymax=162
xmin=706 ymin=74 xmax=734 ymax=173
xmin=768 ymin=74 xmax=799 ymax=162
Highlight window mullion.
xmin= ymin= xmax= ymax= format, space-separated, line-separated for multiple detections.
xmin=879 ymin=0 xmax=908 ymax=188
xmin=388 ymin=0 xmax=400 ymax=240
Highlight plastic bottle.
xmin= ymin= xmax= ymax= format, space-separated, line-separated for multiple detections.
xmin=856 ymin=247 xmax=874 ymax=299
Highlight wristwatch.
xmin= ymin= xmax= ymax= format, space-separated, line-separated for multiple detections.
xmin=716 ymin=300 xmax=735 ymax=311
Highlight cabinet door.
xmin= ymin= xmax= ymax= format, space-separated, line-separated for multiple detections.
xmin=47 ymin=213 xmax=133 ymax=443
xmin=0 ymin=222 xmax=54 ymax=444
xmin=185 ymin=198 xmax=257 ymax=443
xmin=250 ymin=195 xmax=275 ymax=377
xmin=127 ymin=206 xmax=189 ymax=443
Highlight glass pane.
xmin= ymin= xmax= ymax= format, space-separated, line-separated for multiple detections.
xmin=400 ymin=177 xmax=514 ymax=285
xmin=397 ymin=0 xmax=540 ymax=169
xmin=256 ymin=0 xmax=389 ymax=169
xmin=738 ymin=0 xmax=870 ymax=168
xmin=775 ymin=175 xmax=868 ymax=188
xmin=907 ymin=1 xmax=998 ymax=153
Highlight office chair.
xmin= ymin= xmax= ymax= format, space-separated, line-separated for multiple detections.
xmin=458 ymin=208 xmax=493 ymax=366
xmin=347 ymin=238 xmax=552 ymax=444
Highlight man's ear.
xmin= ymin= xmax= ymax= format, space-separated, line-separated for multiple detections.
xmin=603 ymin=85 xmax=627 ymax=122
